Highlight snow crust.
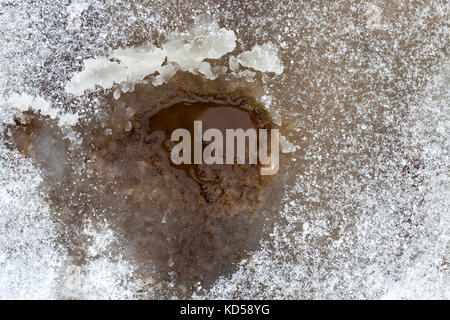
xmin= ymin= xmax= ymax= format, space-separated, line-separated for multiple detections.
xmin=65 ymin=15 xmax=283 ymax=97
xmin=236 ymin=42 xmax=284 ymax=75
xmin=0 ymin=1 xmax=448 ymax=299
xmin=66 ymin=16 xmax=240 ymax=95
xmin=0 ymin=143 xmax=65 ymax=299
xmin=6 ymin=93 xmax=79 ymax=127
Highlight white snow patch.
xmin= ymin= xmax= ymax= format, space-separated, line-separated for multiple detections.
xmin=236 ymin=42 xmax=284 ymax=75
xmin=366 ymin=4 xmax=384 ymax=30
xmin=6 ymin=93 xmax=79 ymax=127
xmin=0 ymin=143 xmax=65 ymax=299
xmin=66 ymin=16 xmax=238 ymax=95
xmin=65 ymin=16 xmax=286 ymax=96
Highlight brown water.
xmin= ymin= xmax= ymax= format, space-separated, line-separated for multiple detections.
xmin=141 ymin=100 xmax=271 ymax=185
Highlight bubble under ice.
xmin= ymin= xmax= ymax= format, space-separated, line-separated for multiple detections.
xmin=0 ymin=1 xmax=449 ymax=299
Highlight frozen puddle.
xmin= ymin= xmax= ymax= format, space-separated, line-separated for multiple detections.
xmin=4 ymin=17 xmax=288 ymax=297
xmin=0 ymin=2 xmax=449 ymax=299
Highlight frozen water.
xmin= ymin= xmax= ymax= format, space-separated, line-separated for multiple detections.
xmin=0 ymin=0 xmax=449 ymax=299
xmin=6 ymin=93 xmax=78 ymax=127
xmin=0 ymin=143 xmax=65 ymax=299
xmin=236 ymin=42 xmax=284 ymax=75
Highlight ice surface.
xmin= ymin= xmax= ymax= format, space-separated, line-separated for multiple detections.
xmin=66 ymin=0 xmax=88 ymax=31
xmin=64 ymin=219 xmax=140 ymax=299
xmin=1 ymin=0 xmax=449 ymax=299
xmin=0 ymin=143 xmax=65 ymax=299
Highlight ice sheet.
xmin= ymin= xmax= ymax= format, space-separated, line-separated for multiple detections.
xmin=0 ymin=0 xmax=448 ymax=299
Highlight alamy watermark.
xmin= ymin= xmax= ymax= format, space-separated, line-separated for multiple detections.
xmin=170 ymin=121 xmax=280 ymax=175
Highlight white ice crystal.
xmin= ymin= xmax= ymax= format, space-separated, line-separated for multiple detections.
xmin=110 ymin=44 xmax=166 ymax=84
xmin=65 ymin=15 xmax=287 ymax=96
xmin=163 ymin=16 xmax=237 ymax=79
xmin=0 ymin=143 xmax=65 ymax=299
xmin=66 ymin=16 xmax=239 ymax=95
xmin=66 ymin=0 xmax=88 ymax=31
xmin=366 ymin=4 xmax=384 ymax=30
xmin=6 ymin=93 xmax=79 ymax=127
xmin=236 ymin=42 xmax=284 ymax=75
xmin=65 ymin=58 xmax=128 ymax=95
